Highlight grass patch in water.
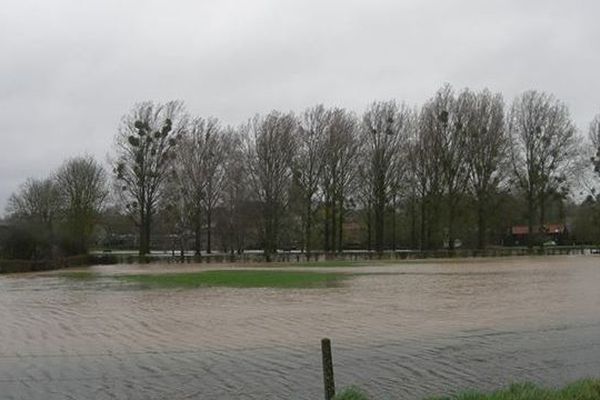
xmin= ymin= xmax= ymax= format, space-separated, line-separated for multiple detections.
xmin=275 ymin=260 xmax=365 ymax=268
xmin=334 ymin=379 xmax=600 ymax=400
xmin=428 ymin=380 xmax=600 ymax=400
xmin=334 ymin=387 xmax=370 ymax=400
xmin=117 ymin=270 xmax=348 ymax=289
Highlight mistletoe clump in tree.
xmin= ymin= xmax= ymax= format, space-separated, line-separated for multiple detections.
xmin=590 ymin=113 xmax=600 ymax=176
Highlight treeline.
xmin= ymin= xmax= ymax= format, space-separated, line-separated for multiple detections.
xmin=1 ymin=157 xmax=107 ymax=259
xmin=3 ymin=84 xmax=600 ymax=260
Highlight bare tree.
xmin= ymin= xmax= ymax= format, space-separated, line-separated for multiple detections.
xmin=589 ymin=113 xmax=600 ymax=175
xmin=55 ymin=155 xmax=108 ymax=253
xmin=200 ymin=121 xmax=228 ymax=254
xmin=113 ymin=101 xmax=187 ymax=255
xmin=387 ymin=109 xmax=414 ymax=250
xmin=409 ymin=109 xmax=442 ymax=250
xmin=427 ymin=85 xmax=472 ymax=249
xmin=462 ymin=89 xmax=507 ymax=249
xmin=412 ymin=90 xmax=458 ymax=250
xmin=403 ymin=110 xmax=421 ymax=249
xmin=324 ymin=108 xmax=360 ymax=253
xmin=584 ymin=113 xmax=600 ymax=221
xmin=508 ymin=90 xmax=578 ymax=245
xmin=360 ymin=100 xmax=408 ymax=253
xmin=244 ymin=111 xmax=296 ymax=260
xmin=172 ymin=117 xmax=218 ymax=254
xmin=6 ymin=177 xmax=62 ymax=258
xmin=221 ymin=127 xmax=251 ymax=254
xmin=292 ymin=105 xmax=328 ymax=258
xmin=355 ymin=160 xmax=374 ymax=250
xmin=161 ymin=178 xmax=190 ymax=258
xmin=7 ymin=178 xmax=61 ymax=230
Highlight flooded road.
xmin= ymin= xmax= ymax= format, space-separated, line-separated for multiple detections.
xmin=1 ymin=256 xmax=599 ymax=399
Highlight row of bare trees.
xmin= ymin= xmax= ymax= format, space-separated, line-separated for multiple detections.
xmin=4 ymin=157 xmax=107 ymax=258
xmin=108 ymin=85 xmax=591 ymax=256
xmin=4 ymin=85 xmax=595 ymax=260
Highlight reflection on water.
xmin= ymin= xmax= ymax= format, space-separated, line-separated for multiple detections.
xmin=0 ymin=256 xmax=599 ymax=399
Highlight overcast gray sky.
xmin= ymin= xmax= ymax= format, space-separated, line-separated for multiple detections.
xmin=1 ymin=0 xmax=599 ymax=213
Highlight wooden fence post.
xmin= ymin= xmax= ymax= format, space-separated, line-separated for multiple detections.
xmin=321 ymin=338 xmax=335 ymax=400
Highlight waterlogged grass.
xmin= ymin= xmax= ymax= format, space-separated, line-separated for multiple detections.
xmin=429 ymin=380 xmax=600 ymax=400
xmin=334 ymin=379 xmax=600 ymax=400
xmin=56 ymin=268 xmax=351 ymax=289
xmin=117 ymin=270 xmax=348 ymax=289
xmin=333 ymin=387 xmax=370 ymax=400
xmin=276 ymin=260 xmax=365 ymax=268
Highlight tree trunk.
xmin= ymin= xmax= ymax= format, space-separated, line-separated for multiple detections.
xmin=527 ymin=191 xmax=535 ymax=248
xmin=337 ymin=196 xmax=344 ymax=253
xmin=139 ymin=210 xmax=151 ymax=256
xmin=447 ymin=199 xmax=456 ymax=251
xmin=206 ymin=207 xmax=212 ymax=254
xmin=539 ymin=192 xmax=546 ymax=229
xmin=477 ymin=198 xmax=485 ymax=250
xmin=429 ymin=197 xmax=441 ymax=250
xmin=179 ymin=234 xmax=185 ymax=260
xmin=264 ymin=205 xmax=273 ymax=261
xmin=273 ymin=208 xmax=279 ymax=258
xmin=410 ymin=194 xmax=417 ymax=249
xmin=324 ymin=198 xmax=331 ymax=252
xmin=391 ymin=195 xmax=396 ymax=252
xmin=374 ymin=197 xmax=384 ymax=253
xmin=420 ymin=196 xmax=427 ymax=250
xmin=236 ymin=226 xmax=243 ymax=255
xmin=305 ymin=198 xmax=312 ymax=260
xmin=366 ymin=204 xmax=372 ymax=251
xmin=138 ymin=216 xmax=147 ymax=256
xmin=194 ymin=219 xmax=202 ymax=256
xmin=330 ymin=200 xmax=337 ymax=254
xmin=558 ymin=198 xmax=565 ymax=224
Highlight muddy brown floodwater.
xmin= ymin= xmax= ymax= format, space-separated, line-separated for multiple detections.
xmin=0 ymin=256 xmax=599 ymax=399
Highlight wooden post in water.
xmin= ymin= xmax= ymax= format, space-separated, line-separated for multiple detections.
xmin=321 ymin=338 xmax=335 ymax=400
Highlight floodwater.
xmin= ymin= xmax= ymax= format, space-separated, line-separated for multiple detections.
xmin=0 ymin=256 xmax=599 ymax=399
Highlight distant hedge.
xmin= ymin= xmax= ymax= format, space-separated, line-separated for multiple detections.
xmin=0 ymin=254 xmax=91 ymax=274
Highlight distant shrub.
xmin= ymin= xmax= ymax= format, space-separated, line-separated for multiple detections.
xmin=0 ymin=224 xmax=45 ymax=260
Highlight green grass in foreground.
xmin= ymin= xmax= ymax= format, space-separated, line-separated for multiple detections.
xmin=117 ymin=270 xmax=348 ymax=289
xmin=334 ymin=387 xmax=370 ymax=400
xmin=334 ymin=379 xmax=600 ymax=400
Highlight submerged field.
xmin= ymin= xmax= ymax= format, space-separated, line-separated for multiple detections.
xmin=1 ymin=255 xmax=599 ymax=399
